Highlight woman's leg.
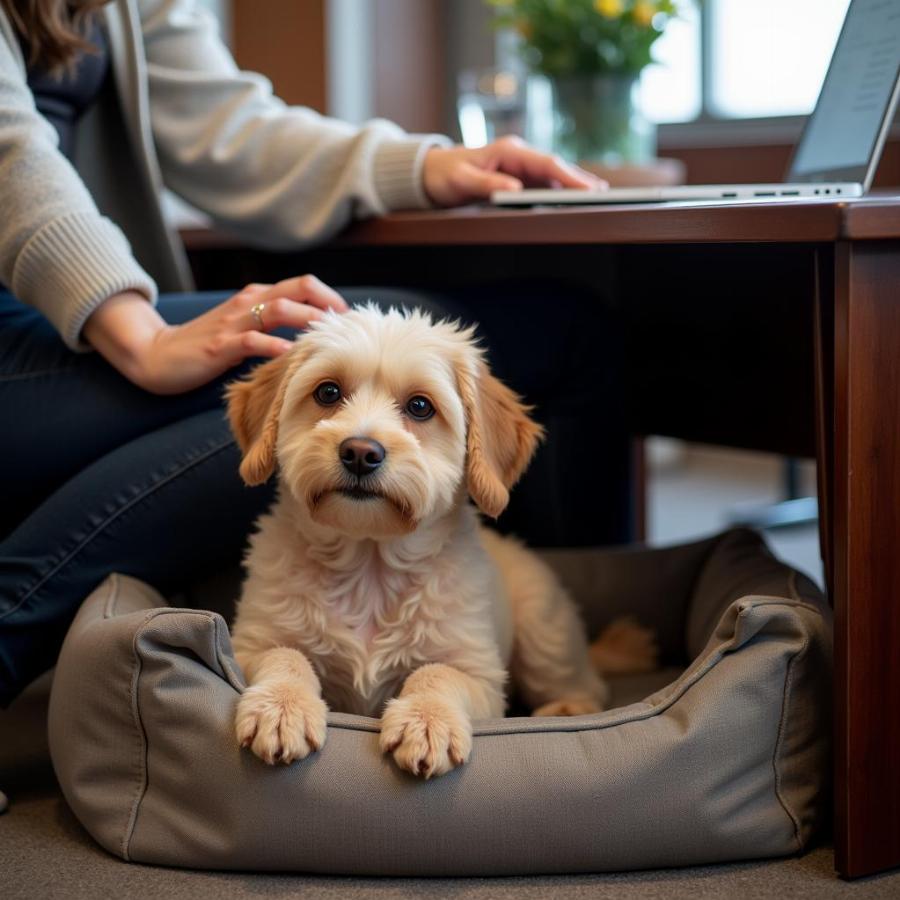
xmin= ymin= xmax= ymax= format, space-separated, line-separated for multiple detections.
xmin=0 ymin=290 xmax=234 ymax=534
xmin=0 ymin=290 xmax=259 ymax=705
xmin=0 ymin=410 xmax=274 ymax=706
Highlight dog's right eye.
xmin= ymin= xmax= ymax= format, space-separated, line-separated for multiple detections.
xmin=313 ymin=381 xmax=342 ymax=406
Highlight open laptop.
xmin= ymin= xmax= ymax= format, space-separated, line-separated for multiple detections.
xmin=492 ymin=0 xmax=900 ymax=207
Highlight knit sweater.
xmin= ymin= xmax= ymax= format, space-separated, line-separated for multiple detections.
xmin=0 ymin=0 xmax=450 ymax=350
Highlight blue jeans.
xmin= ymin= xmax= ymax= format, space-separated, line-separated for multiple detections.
xmin=0 ymin=286 xmax=631 ymax=706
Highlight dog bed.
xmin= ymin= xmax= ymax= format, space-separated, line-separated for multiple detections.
xmin=47 ymin=527 xmax=831 ymax=876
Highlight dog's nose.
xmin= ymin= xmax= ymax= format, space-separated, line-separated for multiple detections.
xmin=339 ymin=437 xmax=386 ymax=478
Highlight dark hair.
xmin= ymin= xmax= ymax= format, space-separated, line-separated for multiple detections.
xmin=2 ymin=0 xmax=108 ymax=76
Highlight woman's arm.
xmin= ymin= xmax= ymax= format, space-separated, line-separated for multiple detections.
xmin=0 ymin=13 xmax=156 ymax=351
xmin=139 ymin=0 xmax=601 ymax=241
xmin=140 ymin=0 xmax=451 ymax=249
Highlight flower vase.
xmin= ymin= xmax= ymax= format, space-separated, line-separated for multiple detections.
xmin=542 ymin=73 xmax=656 ymax=165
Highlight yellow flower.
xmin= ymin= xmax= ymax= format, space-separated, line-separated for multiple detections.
xmin=594 ymin=0 xmax=624 ymax=18
xmin=516 ymin=18 xmax=533 ymax=40
xmin=632 ymin=1 xmax=656 ymax=27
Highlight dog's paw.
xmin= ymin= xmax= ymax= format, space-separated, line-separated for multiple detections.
xmin=590 ymin=615 xmax=660 ymax=675
xmin=379 ymin=696 xmax=472 ymax=779
xmin=532 ymin=696 xmax=603 ymax=717
xmin=235 ymin=682 xmax=328 ymax=765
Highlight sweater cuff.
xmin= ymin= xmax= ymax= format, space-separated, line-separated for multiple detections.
xmin=372 ymin=134 xmax=453 ymax=212
xmin=12 ymin=212 xmax=158 ymax=351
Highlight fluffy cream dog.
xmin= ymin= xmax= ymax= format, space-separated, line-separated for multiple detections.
xmin=227 ymin=305 xmax=654 ymax=778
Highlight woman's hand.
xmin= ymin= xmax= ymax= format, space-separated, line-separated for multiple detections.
xmin=83 ymin=276 xmax=348 ymax=395
xmin=422 ymin=136 xmax=606 ymax=207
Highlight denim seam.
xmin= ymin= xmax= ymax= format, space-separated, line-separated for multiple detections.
xmin=0 ymin=436 xmax=235 ymax=622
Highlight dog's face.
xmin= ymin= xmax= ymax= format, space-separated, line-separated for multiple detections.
xmin=226 ymin=306 xmax=543 ymax=539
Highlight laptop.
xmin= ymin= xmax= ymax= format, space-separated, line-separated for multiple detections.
xmin=491 ymin=0 xmax=900 ymax=207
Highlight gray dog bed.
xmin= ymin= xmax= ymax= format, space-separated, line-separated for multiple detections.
xmin=47 ymin=528 xmax=831 ymax=876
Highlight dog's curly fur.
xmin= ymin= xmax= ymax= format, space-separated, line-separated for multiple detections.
xmin=227 ymin=306 xmax=655 ymax=778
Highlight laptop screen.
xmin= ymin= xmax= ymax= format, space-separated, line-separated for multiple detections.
xmin=788 ymin=0 xmax=900 ymax=186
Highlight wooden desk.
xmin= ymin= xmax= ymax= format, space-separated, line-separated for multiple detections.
xmin=183 ymin=194 xmax=900 ymax=879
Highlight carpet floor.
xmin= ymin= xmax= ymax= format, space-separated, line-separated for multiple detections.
xmin=4 ymin=788 xmax=900 ymax=900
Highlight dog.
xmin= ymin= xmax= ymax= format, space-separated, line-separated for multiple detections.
xmin=226 ymin=305 xmax=656 ymax=778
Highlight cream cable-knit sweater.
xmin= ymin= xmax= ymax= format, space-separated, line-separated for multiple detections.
xmin=0 ymin=0 xmax=449 ymax=350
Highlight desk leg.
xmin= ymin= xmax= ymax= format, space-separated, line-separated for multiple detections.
xmin=832 ymin=240 xmax=900 ymax=879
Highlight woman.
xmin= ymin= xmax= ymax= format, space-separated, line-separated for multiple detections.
xmin=0 ymin=0 xmax=628 ymax=716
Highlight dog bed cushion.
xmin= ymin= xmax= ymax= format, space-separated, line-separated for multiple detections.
xmin=47 ymin=528 xmax=831 ymax=876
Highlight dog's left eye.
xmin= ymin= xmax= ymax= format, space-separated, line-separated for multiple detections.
xmin=405 ymin=395 xmax=435 ymax=420
xmin=314 ymin=381 xmax=342 ymax=405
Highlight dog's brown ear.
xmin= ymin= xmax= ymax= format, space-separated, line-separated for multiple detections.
xmin=226 ymin=350 xmax=301 ymax=486
xmin=457 ymin=357 xmax=544 ymax=518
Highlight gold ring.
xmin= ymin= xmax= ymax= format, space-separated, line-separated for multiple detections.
xmin=250 ymin=302 xmax=267 ymax=331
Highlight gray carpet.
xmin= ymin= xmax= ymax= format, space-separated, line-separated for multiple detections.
xmin=3 ymin=675 xmax=900 ymax=899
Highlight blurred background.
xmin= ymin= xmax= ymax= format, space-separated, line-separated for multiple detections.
xmin=202 ymin=0 xmax=897 ymax=189
xmin=189 ymin=0 xmax=900 ymax=585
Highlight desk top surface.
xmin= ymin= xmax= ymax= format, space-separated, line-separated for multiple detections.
xmin=342 ymin=194 xmax=900 ymax=247
xmin=182 ymin=193 xmax=900 ymax=250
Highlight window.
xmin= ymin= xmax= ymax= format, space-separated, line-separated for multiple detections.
xmin=709 ymin=0 xmax=851 ymax=118
xmin=641 ymin=0 xmax=852 ymax=124
xmin=640 ymin=0 xmax=701 ymax=124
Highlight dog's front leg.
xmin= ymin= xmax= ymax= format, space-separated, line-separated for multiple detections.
xmin=379 ymin=663 xmax=503 ymax=779
xmin=235 ymin=647 xmax=328 ymax=765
